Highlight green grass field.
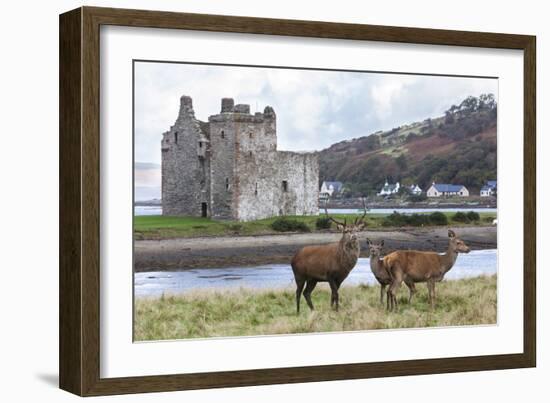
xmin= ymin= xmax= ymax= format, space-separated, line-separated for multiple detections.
xmin=134 ymin=212 xmax=496 ymax=240
xmin=134 ymin=275 xmax=497 ymax=341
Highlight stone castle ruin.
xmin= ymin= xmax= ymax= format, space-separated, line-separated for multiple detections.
xmin=161 ymin=96 xmax=319 ymax=221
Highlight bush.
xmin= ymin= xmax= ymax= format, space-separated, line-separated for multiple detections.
xmin=466 ymin=211 xmax=480 ymax=221
xmin=382 ymin=212 xmax=429 ymax=227
xmin=408 ymin=214 xmax=430 ymax=226
xmin=382 ymin=212 xmax=408 ymax=227
xmin=315 ymin=217 xmax=332 ymax=230
xmin=429 ymin=212 xmax=448 ymax=225
xmin=271 ymin=217 xmax=311 ymax=233
xmin=452 ymin=212 xmax=470 ymax=223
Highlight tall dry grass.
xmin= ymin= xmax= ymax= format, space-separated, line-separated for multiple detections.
xmin=134 ymin=275 xmax=496 ymax=341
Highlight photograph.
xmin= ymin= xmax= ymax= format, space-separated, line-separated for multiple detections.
xmin=132 ymin=60 xmax=498 ymax=341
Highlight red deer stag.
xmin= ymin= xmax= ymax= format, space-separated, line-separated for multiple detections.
xmin=291 ymin=204 xmax=367 ymax=313
xmin=366 ymin=239 xmax=416 ymax=306
xmin=384 ymin=229 xmax=470 ymax=311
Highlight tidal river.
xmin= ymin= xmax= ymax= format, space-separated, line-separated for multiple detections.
xmin=135 ymin=249 xmax=497 ymax=298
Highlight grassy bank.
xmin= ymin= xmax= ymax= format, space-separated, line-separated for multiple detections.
xmin=134 ymin=212 xmax=496 ymax=240
xmin=134 ymin=275 xmax=496 ymax=341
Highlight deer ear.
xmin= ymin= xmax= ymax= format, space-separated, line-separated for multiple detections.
xmin=337 ymin=224 xmax=345 ymax=231
xmin=357 ymin=222 xmax=366 ymax=231
xmin=448 ymin=229 xmax=456 ymax=238
xmin=366 ymin=238 xmax=371 ymax=245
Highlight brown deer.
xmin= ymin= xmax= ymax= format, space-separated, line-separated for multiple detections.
xmin=366 ymin=239 xmax=416 ymax=306
xmin=384 ymin=229 xmax=470 ymax=311
xmin=291 ymin=204 xmax=367 ymax=313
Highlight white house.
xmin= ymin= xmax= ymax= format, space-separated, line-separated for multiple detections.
xmin=480 ymin=180 xmax=497 ymax=197
xmin=378 ymin=180 xmax=400 ymax=196
xmin=427 ymin=183 xmax=469 ymax=197
xmin=408 ymin=184 xmax=422 ymax=195
xmin=320 ymin=181 xmax=344 ymax=200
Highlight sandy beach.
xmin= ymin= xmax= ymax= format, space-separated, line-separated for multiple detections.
xmin=134 ymin=225 xmax=496 ymax=271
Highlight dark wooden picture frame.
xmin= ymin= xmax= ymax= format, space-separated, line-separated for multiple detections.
xmin=59 ymin=6 xmax=536 ymax=396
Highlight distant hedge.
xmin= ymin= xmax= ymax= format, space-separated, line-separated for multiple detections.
xmin=452 ymin=212 xmax=470 ymax=223
xmin=452 ymin=210 xmax=481 ymax=223
xmin=271 ymin=217 xmax=311 ymax=233
xmin=382 ymin=211 xmax=448 ymax=227
xmin=315 ymin=217 xmax=333 ymax=230
xmin=429 ymin=212 xmax=448 ymax=225
xmin=466 ymin=211 xmax=481 ymax=221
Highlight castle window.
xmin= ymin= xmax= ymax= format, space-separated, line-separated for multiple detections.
xmin=249 ymin=133 xmax=253 ymax=139
xmin=225 ymin=178 xmax=230 ymax=191
xmin=221 ymin=130 xmax=225 ymax=139
xmin=249 ymin=151 xmax=253 ymax=157
xmin=255 ymin=183 xmax=258 ymax=196
xmin=282 ymin=181 xmax=288 ymax=192
xmin=174 ymin=132 xmax=178 ymax=144
xmin=199 ymin=141 xmax=202 ymax=148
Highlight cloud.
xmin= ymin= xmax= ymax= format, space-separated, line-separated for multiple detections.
xmin=134 ymin=62 xmax=497 ymax=164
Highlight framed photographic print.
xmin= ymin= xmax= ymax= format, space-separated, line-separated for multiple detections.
xmin=59 ymin=6 xmax=536 ymax=396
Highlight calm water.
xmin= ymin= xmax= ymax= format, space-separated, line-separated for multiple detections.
xmin=134 ymin=206 xmax=496 ymax=216
xmin=135 ymin=249 xmax=497 ymax=298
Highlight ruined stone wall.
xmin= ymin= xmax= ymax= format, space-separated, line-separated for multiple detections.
xmin=207 ymin=111 xmax=237 ymax=220
xmin=275 ymin=151 xmax=319 ymax=217
xmin=161 ymin=96 xmax=210 ymax=216
xmin=233 ymin=105 xmax=318 ymax=221
xmin=235 ymin=150 xmax=319 ymax=222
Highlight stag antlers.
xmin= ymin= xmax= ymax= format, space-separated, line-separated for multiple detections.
xmin=323 ymin=198 xmax=368 ymax=229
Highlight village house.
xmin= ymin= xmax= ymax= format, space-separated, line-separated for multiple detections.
xmin=426 ymin=183 xmax=469 ymax=197
xmin=319 ymin=181 xmax=344 ymax=201
xmin=408 ymin=184 xmax=422 ymax=195
xmin=480 ymin=180 xmax=497 ymax=197
xmin=377 ymin=180 xmax=400 ymax=196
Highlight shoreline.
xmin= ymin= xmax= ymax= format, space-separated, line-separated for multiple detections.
xmin=134 ymin=225 xmax=496 ymax=272
xmin=135 ymin=273 xmax=497 ymax=298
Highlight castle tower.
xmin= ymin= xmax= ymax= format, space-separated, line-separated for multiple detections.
xmin=161 ymin=95 xmax=211 ymax=216
xmin=207 ymin=98 xmax=278 ymax=220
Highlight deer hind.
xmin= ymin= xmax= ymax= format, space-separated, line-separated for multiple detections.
xmin=366 ymin=239 xmax=416 ymax=306
xmin=384 ymin=229 xmax=470 ymax=311
xmin=291 ymin=201 xmax=367 ymax=313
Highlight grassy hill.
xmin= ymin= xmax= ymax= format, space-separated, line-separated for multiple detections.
xmin=319 ymin=94 xmax=497 ymax=196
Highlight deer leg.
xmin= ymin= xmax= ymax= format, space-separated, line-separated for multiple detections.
xmin=427 ymin=280 xmax=435 ymax=309
xmin=295 ymin=278 xmax=306 ymax=314
xmin=303 ymin=280 xmax=318 ymax=311
xmin=380 ymin=284 xmax=387 ymax=306
xmin=329 ymin=279 xmax=339 ymax=311
xmin=406 ymin=280 xmax=416 ymax=304
xmin=388 ymin=272 xmax=403 ymax=312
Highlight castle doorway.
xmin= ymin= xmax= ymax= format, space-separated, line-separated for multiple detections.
xmin=201 ymin=202 xmax=208 ymax=218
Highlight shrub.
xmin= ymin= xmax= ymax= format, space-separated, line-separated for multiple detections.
xmin=429 ymin=212 xmax=448 ymax=225
xmin=408 ymin=213 xmax=430 ymax=226
xmin=315 ymin=217 xmax=332 ymax=230
xmin=466 ymin=211 xmax=481 ymax=221
xmin=382 ymin=212 xmax=408 ymax=227
xmin=452 ymin=212 xmax=470 ymax=223
xmin=382 ymin=212 xmax=429 ymax=227
xmin=271 ymin=217 xmax=310 ymax=233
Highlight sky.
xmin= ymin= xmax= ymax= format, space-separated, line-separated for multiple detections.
xmin=134 ymin=61 xmax=497 ymax=167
